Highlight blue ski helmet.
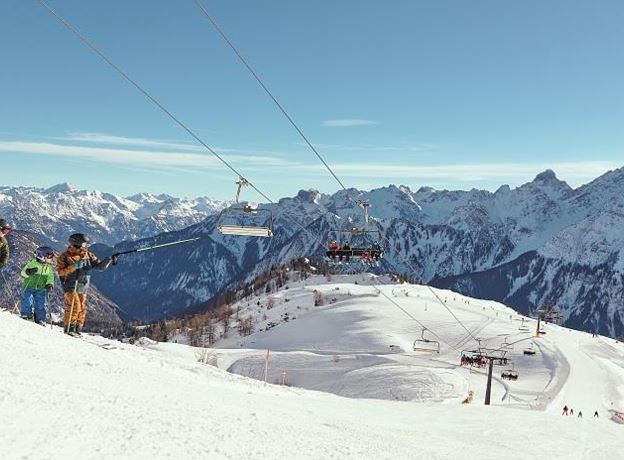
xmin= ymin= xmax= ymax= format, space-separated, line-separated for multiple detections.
xmin=36 ymin=246 xmax=55 ymax=262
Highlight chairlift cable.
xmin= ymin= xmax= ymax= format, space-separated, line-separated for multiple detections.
xmin=193 ymin=0 xmax=349 ymax=193
xmin=36 ymin=0 xmax=272 ymax=206
xmin=38 ymin=1 xmax=474 ymax=348
xmin=370 ymin=277 xmax=460 ymax=352
xmin=193 ymin=2 xmax=479 ymax=344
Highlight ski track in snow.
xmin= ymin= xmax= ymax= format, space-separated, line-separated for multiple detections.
xmin=2 ymin=277 xmax=624 ymax=459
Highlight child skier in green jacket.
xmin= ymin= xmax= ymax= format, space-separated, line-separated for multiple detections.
xmin=20 ymin=246 xmax=55 ymax=324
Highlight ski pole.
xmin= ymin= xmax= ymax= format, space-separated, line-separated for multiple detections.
xmin=0 ymin=269 xmax=17 ymax=312
xmin=46 ymin=291 xmax=52 ymax=329
xmin=110 ymin=237 xmax=200 ymax=264
xmin=65 ymin=280 xmax=79 ymax=334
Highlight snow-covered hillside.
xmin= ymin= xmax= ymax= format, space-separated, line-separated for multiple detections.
xmin=173 ymin=274 xmax=624 ymax=412
xmin=2 ymin=277 xmax=623 ymax=460
xmin=0 ymin=183 xmax=227 ymax=246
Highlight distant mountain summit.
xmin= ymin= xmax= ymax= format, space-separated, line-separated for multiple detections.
xmin=0 ymin=184 xmax=228 ymax=247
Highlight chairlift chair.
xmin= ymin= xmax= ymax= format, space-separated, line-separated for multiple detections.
xmin=501 ymin=364 xmax=519 ymax=381
xmin=460 ymin=350 xmax=486 ymax=368
xmin=217 ymin=178 xmax=274 ymax=237
xmin=518 ymin=318 xmax=530 ymax=332
xmin=500 ymin=338 xmax=514 ymax=351
xmin=523 ymin=343 xmax=536 ymax=356
xmin=412 ymin=328 xmax=440 ymax=353
xmin=325 ymin=200 xmax=384 ymax=264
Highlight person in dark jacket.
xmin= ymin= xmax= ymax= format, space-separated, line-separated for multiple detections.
xmin=56 ymin=233 xmax=112 ymax=335
xmin=0 ymin=219 xmax=11 ymax=269
xmin=20 ymin=246 xmax=55 ymax=324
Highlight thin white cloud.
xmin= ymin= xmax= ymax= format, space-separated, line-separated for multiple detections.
xmin=321 ymin=119 xmax=378 ymax=128
xmin=57 ymin=132 xmax=200 ymax=152
xmin=287 ymin=161 xmax=620 ymax=187
xmin=55 ymin=132 xmax=288 ymax=158
xmin=0 ymin=141 xmax=291 ymax=169
xmin=292 ymin=141 xmax=454 ymax=153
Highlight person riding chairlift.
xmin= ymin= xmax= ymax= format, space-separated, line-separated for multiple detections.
xmin=341 ymin=242 xmax=351 ymax=262
xmin=328 ymin=241 xmax=339 ymax=251
xmin=372 ymin=241 xmax=382 ymax=261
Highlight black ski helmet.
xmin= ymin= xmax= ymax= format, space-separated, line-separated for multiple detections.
xmin=0 ymin=218 xmax=10 ymax=230
xmin=68 ymin=233 xmax=90 ymax=247
xmin=36 ymin=246 xmax=55 ymax=262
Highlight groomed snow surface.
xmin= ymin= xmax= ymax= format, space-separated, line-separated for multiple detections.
xmin=1 ymin=275 xmax=623 ymax=459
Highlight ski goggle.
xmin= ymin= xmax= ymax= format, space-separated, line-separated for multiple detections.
xmin=72 ymin=242 xmax=89 ymax=249
xmin=43 ymin=252 xmax=55 ymax=259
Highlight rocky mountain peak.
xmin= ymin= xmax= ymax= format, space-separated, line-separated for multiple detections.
xmin=44 ymin=182 xmax=76 ymax=194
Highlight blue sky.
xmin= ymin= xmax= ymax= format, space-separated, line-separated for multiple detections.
xmin=1 ymin=0 xmax=623 ymax=200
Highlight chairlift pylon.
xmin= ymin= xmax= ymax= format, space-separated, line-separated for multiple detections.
xmin=412 ymin=328 xmax=440 ymax=353
xmin=217 ymin=178 xmax=273 ymax=237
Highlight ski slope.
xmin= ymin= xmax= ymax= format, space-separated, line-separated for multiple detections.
xmin=1 ymin=276 xmax=624 ymax=459
xmin=210 ymin=274 xmax=624 ymax=414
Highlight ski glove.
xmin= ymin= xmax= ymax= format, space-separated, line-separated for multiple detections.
xmin=100 ymin=257 xmax=113 ymax=270
xmin=25 ymin=267 xmax=38 ymax=276
xmin=45 ymin=284 xmax=53 ymax=292
xmin=73 ymin=260 xmax=87 ymax=270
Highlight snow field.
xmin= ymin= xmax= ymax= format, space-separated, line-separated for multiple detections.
xmin=2 ymin=275 xmax=624 ymax=459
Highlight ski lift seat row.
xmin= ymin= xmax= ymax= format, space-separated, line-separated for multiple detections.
xmin=501 ymin=369 xmax=519 ymax=380
xmin=325 ymin=201 xmax=384 ymax=263
xmin=413 ymin=328 xmax=440 ymax=353
xmin=218 ymin=224 xmax=273 ymax=237
xmin=217 ymin=178 xmax=274 ymax=238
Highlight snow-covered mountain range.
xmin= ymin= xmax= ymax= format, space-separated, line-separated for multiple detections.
xmin=0 ymin=183 xmax=227 ymax=247
xmin=2 ymin=168 xmax=622 ymax=334
xmin=87 ymin=167 xmax=624 ymax=337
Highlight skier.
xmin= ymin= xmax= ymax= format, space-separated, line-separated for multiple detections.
xmin=0 ymin=218 xmax=11 ymax=269
xmin=56 ymin=233 xmax=113 ymax=335
xmin=578 ymin=411 xmax=583 ymax=418
xmin=570 ymin=408 xmax=574 ymax=416
xmin=371 ymin=241 xmax=382 ymax=261
xmin=341 ymin=242 xmax=351 ymax=262
xmin=19 ymin=246 xmax=55 ymax=324
xmin=326 ymin=241 xmax=339 ymax=261
xmin=562 ymin=405 xmax=569 ymax=416
xmin=594 ymin=410 xmax=599 ymax=418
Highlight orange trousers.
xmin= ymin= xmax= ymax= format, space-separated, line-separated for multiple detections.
xmin=63 ymin=292 xmax=87 ymax=327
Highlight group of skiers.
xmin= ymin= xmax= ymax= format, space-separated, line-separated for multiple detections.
xmin=326 ymin=240 xmax=383 ymax=263
xmin=0 ymin=218 xmax=113 ymax=335
xmin=562 ymin=405 xmax=599 ymax=418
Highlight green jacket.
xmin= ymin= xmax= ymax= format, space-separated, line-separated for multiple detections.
xmin=20 ymin=258 xmax=55 ymax=291
xmin=0 ymin=235 xmax=8 ymax=268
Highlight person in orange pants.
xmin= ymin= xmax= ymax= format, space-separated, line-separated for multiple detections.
xmin=63 ymin=291 xmax=87 ymax=328
xmin=56 ymin=233 xmax=112 ymax=335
